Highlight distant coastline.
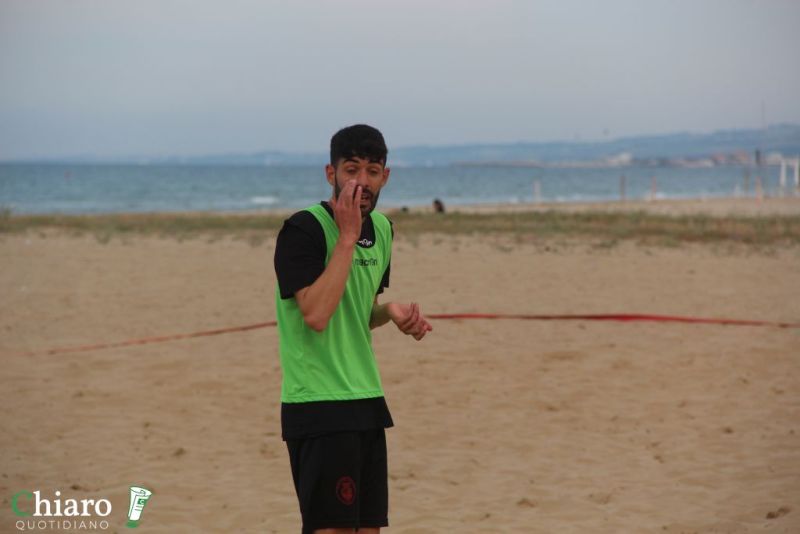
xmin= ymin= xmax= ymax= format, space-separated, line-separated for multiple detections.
xmin=4 ymin=124 xmax=799 ymax=168
xmin=2 ymin=162 xmax=797 ymax=215
xmin=455 ymin=158 xmax=754 ymax=170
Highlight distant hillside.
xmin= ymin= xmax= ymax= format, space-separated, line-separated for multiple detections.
xmin=9 ymin=124 xmax=800 ymax=167
xmin=390 ymin=124 xmax=800 ymax=166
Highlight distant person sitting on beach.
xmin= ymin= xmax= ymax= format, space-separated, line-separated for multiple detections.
xmin=274 ymin=124 xmax=433 ymax=534
xmin=433 ymin=198 xmax=445 ymax=213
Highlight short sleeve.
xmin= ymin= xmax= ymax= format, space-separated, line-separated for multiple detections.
xmin=376 ymin=220 xmax=393 ymax=295
xmin=376 ymin=262 xmax=390 ymax=295
xmin=274 ymin=211 xmax=326 ymax=299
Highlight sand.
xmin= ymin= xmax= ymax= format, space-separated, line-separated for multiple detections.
xmin=1 ymin=198 xmax=799 ymax=533
xmin=443 ymin=195 xmax=800 ymax=217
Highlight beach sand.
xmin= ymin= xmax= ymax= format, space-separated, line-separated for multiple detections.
xmin=1 ymin=198 xmax=798 ymax=533
xmin=413 ymin=195 xmax=800 ymax=217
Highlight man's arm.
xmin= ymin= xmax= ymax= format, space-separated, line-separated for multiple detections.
xmin=370 ymin=298 xmax=392 ymax=330
xmin=370 ymin=298 xmax=433 ymax=341
xmin=294 ymin=180 xmax=362 ymax=332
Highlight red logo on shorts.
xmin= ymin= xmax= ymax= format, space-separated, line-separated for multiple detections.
xmin=336 ymin=476 xmax=356 ymax=505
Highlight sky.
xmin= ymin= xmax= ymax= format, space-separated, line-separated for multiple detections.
xmin=1 ymin=0 xmax=799 ymax=160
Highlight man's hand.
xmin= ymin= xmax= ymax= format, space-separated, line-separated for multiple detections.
xmin=386 ymin=302 xmax=433 ymax=340
xmin=293 ymin=180 xmax=362 ymax=332
xmin=329 ymin=179 xmax=362 ymax=245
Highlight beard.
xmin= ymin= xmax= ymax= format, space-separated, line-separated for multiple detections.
xmin=334 ymin=177 xmax=380 ymax=217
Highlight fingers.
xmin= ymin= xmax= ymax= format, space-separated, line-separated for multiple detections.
xmin=400 ymin=303 xmax=421 ymax=333
xmin=354 ymin=185 xmax=362 ymax=213
xmin=332 ymin=180 xmax=363 ymax=241
xmin=393 ymin=303 xmax=412 ymax=329
xmin=399 ymin=302 xmax=419 ymax=330
xmin=339 ymin=180 xmax=359 ymax=210
xmin=395 ymin=302 xmax=432 ymax=341
xmin=411 ymin=317 xmax=432 ymax=340
xmin=389 ymin=302 xmax=432 ymax=340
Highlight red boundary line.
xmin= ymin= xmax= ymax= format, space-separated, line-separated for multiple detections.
xmin=428 ymin=313 xmax=800 ymax=328
xmin=18 ymin=313 xmax=798 ymax=357
xmin=21 ymin=321 xmax=277 ymax=357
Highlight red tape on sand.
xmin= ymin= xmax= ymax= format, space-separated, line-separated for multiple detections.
xmin=19 ymin=313 xmax=798 ymax=357
xmin=429 ymin=313 xmax=800 ymax=328
xmin=23 ymin=321 xmax=277 ymax=357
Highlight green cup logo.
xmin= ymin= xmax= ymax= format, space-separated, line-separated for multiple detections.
xmin=126 ymin=486 xmax=152 ymax=528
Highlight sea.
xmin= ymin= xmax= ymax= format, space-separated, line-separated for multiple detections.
xmin=0 ymin=163 xmax=788 ymax=215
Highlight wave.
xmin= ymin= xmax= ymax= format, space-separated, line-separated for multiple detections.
xmin=250 ymin=195 xmax=278 ymax=205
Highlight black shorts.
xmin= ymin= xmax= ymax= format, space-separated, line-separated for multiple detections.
xmin=286 ymin=428 xmax=389 ymax=534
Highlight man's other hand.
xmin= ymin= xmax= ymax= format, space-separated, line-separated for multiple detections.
xmin=387 ymin=302 xmax=433 ymax=341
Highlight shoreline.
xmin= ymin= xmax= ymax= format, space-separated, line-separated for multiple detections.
xmin=5 ymin=195 xmax=800 ymax=219
xmin=387 ymin=195 xmax=800 ymax=217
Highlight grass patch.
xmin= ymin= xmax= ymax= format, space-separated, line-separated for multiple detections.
xmin=389 ymin=210 xmax=800 ymax=247
xmin=1 ymin=209 xmax=799 ymax=247
xmin=0 ymin=212 xmax=286 ymax=243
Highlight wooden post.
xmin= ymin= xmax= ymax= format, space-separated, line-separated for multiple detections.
xmin=794 ymin=158 xmax=800 ymax=194
xmin=744 ymin=167 xmax=750 ymax=197
xmin=755 ymin=149 xmax=764 ymax=201
xmin=756 ymin=175 xmax=764 ymax=201
xmin=780 ymin=158 xmax=787 ymax=196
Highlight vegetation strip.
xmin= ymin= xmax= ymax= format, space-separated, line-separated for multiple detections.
xmin=1 ymin=210 xmax=799 ymax=245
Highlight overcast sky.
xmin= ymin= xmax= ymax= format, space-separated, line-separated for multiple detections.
xmin=1 ymin=0 xmax=798 ymax=159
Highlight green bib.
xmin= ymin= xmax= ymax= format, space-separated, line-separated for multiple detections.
xmin=276 ymin=204 xmax=392 ymax=403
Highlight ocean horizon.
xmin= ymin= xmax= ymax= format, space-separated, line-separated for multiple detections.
xmin=0 ymin=163 xmax=789 ymax=215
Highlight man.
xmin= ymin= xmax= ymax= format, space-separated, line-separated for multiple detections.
xmin=274 ymin=124 xmax=433 ymax=534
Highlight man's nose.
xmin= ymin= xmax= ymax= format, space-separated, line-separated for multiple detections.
xmin=355 ymin=169 xmax=370 ymax=187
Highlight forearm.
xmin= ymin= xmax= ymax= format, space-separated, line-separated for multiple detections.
xmin=370 ymin=301 xmax=392 ymax=330
xmin=297 ymin=240 xmax=355 ymax=331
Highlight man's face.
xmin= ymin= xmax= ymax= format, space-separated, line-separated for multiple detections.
xmin=326 ymin=157 xmax=390 ymax=217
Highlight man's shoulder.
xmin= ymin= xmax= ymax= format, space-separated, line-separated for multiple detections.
xmin=370 ymin=211 xmax=393 ymax=241
xmin=283 ymin=204 xmax=327 ymax=232
xmin=277 ymin=207 xmax=327 ymax=251
xmin=370 ymin=209 xmax=392 ymax=227
xmin=285 ymin=208 xmax=318 ymax=227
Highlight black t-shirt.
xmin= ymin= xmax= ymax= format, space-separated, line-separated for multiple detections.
xmin=274 ymin=201 xmax=394 ymax=441
xmin=274 ymin=201 xmax=390 ymax=299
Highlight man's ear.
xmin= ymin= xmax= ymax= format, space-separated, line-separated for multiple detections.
xmin=325 ymin=163 xmax=336 ymax=187
xmin=382 ymin=166 xmax=390 ymax=187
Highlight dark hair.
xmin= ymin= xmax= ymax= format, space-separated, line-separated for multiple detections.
xmin=330 ymin=124 xmax=388 ymax=166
